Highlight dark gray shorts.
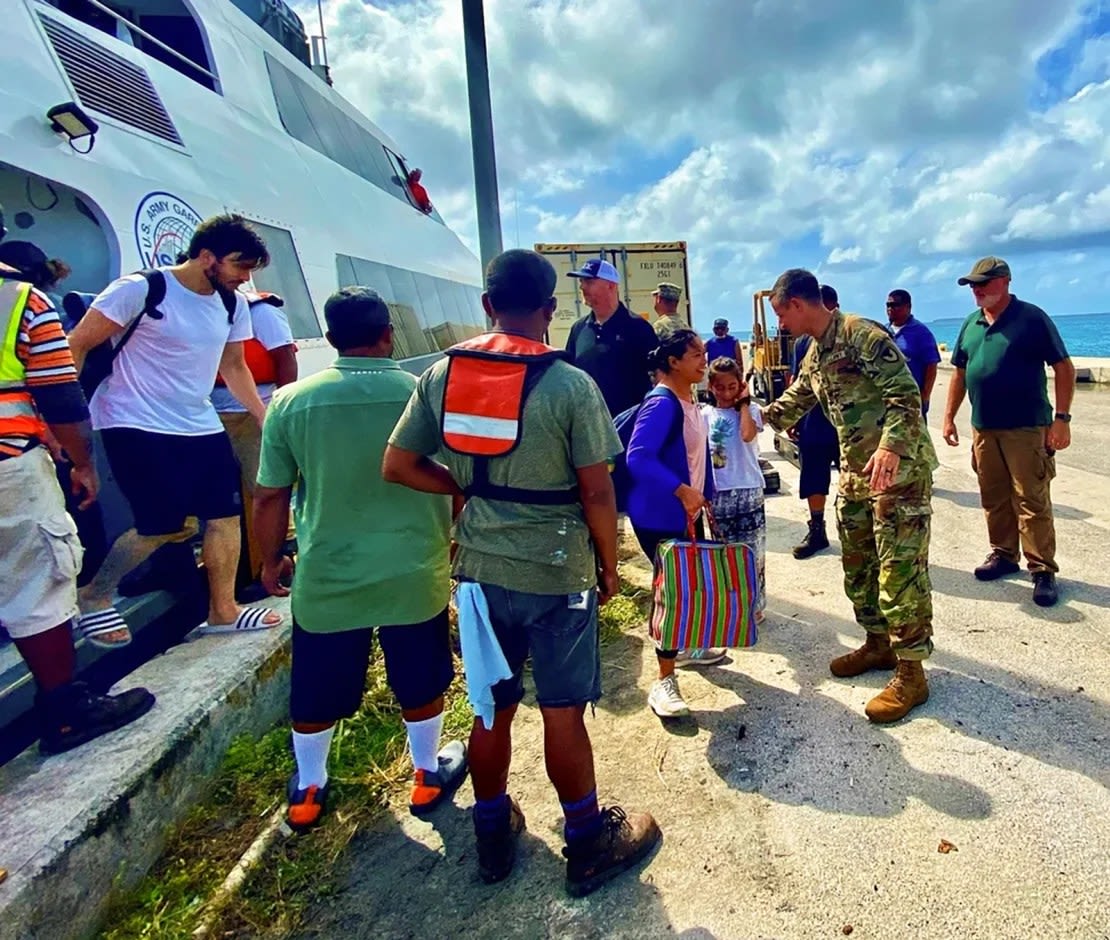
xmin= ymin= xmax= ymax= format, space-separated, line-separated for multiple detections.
xmin=798 ymin=439 xmax=840 ymax=499
xmin=478 ymin=583 xmax=602 ymax=710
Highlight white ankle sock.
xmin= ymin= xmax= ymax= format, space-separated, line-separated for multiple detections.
xmin=292 ymin=726 xmax=335 ymax=789
xmin=404 ymin=713 xmax=444 ymax=774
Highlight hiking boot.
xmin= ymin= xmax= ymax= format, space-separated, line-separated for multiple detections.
xmin=674 ymin=648 xmax=727 ymax=668
xmin=409 ymin=740 xmax=468 ymax=817
xmin=829 ymin=632 xmax=897 ymax=679
xmin=792 ymin=518 xmax=830 ymax=559
xmin=973 ymin=551 xmax=1020 ymax=581
xmin=1032 ymin=571 xmax=1059 ymax=607
xmin=38 ymin=681 xmax=156 ymax=755
xmin=475 ymin=797 xmax=526 ymax=884
xmin=564 ymin=806 xmax=662 ymax=898
xmin=286 ymin=773 xmax=330 ymax=833
xmin=864 ymin=660 xmax=929 ymax=723
xmin=648 ymin=675 xmax=690 ymax=718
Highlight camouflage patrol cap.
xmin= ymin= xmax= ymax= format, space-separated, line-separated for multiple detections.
xmin=653 ymin=282 xmax=682 ymax=301
xmin=958 ymin=256 xmax=1011 ymax=285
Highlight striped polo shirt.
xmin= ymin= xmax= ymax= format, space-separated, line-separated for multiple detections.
xmin=0 ymin=286 xmax=89 ymax=460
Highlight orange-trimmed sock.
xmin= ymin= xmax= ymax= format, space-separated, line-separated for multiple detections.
xmin=292 ymin=726 xmax=334 ymax=789
xmin=404 ymin=713 xmax=444 ymax=774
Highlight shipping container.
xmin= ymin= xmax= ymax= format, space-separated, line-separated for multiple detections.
xmin=534 ymin=242 xmax=691 ymax=349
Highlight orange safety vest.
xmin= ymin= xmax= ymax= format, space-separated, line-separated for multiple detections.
xmin=214 ymin=292 xmax=288 ymax=388
xmin=0 ymin=278 xmax=48 ymax=442
xmin=441 ymin=332 xmax=579 ymax=505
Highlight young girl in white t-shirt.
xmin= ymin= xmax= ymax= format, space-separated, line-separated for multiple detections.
xmin=702 ymin=356 xmax=767 ymax=621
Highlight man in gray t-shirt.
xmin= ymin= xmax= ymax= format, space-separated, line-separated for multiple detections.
xmin=384 ymin=249 xmax=660 ymax=896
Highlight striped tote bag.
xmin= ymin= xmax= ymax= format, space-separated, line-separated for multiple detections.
xmin=649 ymin=521 xmax=759 ymax=650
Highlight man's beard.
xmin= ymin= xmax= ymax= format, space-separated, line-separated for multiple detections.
xmin=206 ymin=263 xmax=236 ymax=295
xmin=977 ymin=290 xmax=1006 ymax=309
xmin=204 ymin=265 xmax=237 ymax=300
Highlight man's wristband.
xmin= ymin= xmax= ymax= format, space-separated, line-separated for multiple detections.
xmin=1054 ymin=412 xmax=1071 ymax=423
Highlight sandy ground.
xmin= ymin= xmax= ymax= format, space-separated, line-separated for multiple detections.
xmin=292 ymin=373 xmax=1109 ymax=940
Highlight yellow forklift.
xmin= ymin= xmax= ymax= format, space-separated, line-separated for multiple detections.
xmin=750 ymin=290 xmax=800 ymax=482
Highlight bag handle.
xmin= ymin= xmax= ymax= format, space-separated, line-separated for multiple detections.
xmin=686 ymin=506 xmax=723 ymax=543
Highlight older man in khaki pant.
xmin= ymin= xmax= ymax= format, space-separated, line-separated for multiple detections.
xmin=942 ymin=257 xmax=1076 ymax=608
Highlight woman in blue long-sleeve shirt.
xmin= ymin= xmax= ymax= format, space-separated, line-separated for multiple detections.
xmin=627 ymin=329 xmax=721 ymax=719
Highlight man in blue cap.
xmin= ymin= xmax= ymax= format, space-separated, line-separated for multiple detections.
xmin=564 ymin=258 xmax=658 ymax=416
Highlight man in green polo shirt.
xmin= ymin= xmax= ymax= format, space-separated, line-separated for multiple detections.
xmin=942 ymin=257 xmax=1076 ymax=607
xmin=254 ymin=287 xmax=466 ymax=832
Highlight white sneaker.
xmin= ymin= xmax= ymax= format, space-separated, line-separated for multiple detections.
xmin=648 ymin=675 xmax=690 ymax=718
xmin=674 ymin=648 xmax=727 ymax=667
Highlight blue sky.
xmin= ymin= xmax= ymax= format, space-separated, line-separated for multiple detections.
xmin=300 ymin=0 xmax=1110 ymax=330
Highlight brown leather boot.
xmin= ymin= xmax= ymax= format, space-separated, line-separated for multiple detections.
xmin=829 ymin=632 xmax=897 ymax=678
xmin=865 ymin=660 xmax=929 ymax=723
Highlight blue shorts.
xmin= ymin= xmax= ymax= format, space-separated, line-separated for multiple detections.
xmin=290 ymin=609 xmax=454 ymax=721
xmin=479 ymin=583 xmax=602 ymax=710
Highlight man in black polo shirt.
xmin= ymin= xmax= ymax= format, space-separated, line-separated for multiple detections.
xmin=564 ymin=259 xmax=658 ymax=415
xmin=942 ymin=257 xmax=1076 ymax=607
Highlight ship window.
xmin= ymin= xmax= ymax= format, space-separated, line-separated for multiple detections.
xmin=413 ymin=273 xmax=447 ymax=331
xmin=385 ymin=148 xmax=444 ymax=222
xmin=44 ymin=0 xmax=218 ymax=92
xmin=246 ymin=221 xmax=321 ymax=339
xmin=263 ymin=56 xmax=323 ymax=151
xmin=336 ymin=254 xmax=482 ymax=356
xmin=38 ymin=13 xmax=185 ymax=144
xmin=439 ymin=279 xmax=486 ymax=334
xmin=265 ymin=53 xmax=442 ymax=219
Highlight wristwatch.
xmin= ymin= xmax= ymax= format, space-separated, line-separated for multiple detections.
xmin=1054 ymin=412 xmax=1071 ymax=423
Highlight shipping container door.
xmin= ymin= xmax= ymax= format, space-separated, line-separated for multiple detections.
xmin=621 ymin=248 xmax=690 ymax=327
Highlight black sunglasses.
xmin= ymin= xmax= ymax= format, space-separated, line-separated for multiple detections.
xmin=885 ymin=301 xmax=906 ymax=308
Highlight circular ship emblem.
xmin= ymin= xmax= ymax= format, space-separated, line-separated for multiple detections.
xmin=134 ymin=191 xmax=203 ymax=267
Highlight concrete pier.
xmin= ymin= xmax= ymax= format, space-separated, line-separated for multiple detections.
xmin=1 ymin=371 xmax=1107 ymax=938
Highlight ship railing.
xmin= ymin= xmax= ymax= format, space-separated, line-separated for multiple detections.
xmin=57 ymin=0 xmax=218 ymax=83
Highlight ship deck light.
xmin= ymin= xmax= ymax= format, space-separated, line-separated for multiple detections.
xmin=46 ymin=102 xmax=99 ymax=153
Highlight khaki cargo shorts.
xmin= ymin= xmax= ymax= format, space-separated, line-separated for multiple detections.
xmin=0 ymin=447 xmax=82 ymax=638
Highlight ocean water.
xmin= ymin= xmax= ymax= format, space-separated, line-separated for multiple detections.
xmin=926 ymin=310 xmax=1110 ymax=358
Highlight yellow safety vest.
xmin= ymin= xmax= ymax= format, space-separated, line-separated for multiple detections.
xmin=0 ymin=278 xmax=48 ymax=440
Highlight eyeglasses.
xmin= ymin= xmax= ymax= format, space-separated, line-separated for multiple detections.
xmin=885 ymin=301 xmax=906 ymax=308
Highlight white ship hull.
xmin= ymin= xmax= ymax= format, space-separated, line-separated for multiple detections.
xmin=2 ymin=0 xmax=485 ymax=376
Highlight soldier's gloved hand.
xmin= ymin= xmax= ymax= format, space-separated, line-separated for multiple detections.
xmin=863 ymin=447 xmax=901 ymax=492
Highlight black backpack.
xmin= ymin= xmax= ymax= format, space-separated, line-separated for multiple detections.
xmin=64 ymin=270 xmax=236 ymax=400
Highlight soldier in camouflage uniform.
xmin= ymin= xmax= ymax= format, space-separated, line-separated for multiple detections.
xmin=763 ymin=269 xmax=938 ymax=723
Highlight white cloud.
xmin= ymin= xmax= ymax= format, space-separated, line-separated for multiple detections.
xmin=298 ymin=0 xmax=1110 ymax=326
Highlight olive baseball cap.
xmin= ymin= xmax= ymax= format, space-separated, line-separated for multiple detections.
xmin=958 ymin=256 xmax=1011 ymax=285
xmin=653 ymin=282 xmax=682 ymax=301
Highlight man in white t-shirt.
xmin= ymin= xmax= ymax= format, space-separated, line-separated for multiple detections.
xmin=212 ymin=291 xmax=297 ymax=586
xmin=67 ymin=214 xmax=284 ymax=644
